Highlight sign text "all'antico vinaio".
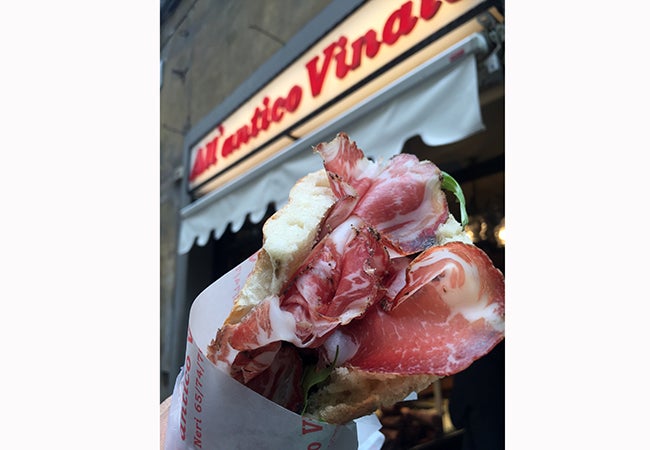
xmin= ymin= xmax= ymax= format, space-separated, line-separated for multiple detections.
xmin=188 ymin=0 xmax=472 ymax=189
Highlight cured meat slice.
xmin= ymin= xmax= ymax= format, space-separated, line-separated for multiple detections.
xmin=280 ymin=217 xmax=390 ymax=347
xmin=209 ymin=296 xmax=296 ymax=381
xmin=318 ymin=193 xmax=359 ymax=241
xmin=241 ymin=344 xmax=304 ymax=412
xmin=320 ymin=242 xmax=505 ymax=376
xmin=315 ymin=133 xmax=449 ymax=256
xmin=389 ymin=241 xmax=504 ymax=313
xmin=353 ymin=153 xmax=449 ymax=255
xmin=314 ymin=132 xmax=379 ymax=199
xmin=212 ymin=217 xmax=391 ymax=382
xmin=381 ymin=255 xmax=411 ymax=305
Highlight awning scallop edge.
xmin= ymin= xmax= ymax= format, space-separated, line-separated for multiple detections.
xmin=177 ymin=33 xmax=488 ymax=254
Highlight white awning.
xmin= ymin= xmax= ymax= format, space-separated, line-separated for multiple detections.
xmin=178 ymin=33 xmax=489 ymax=254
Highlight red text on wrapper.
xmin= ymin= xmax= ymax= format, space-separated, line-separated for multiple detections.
xmin=180 ymin=356 xmax=191 ymax=441
xmin=302 ymin=418 xmax=325 ymax=449
xmin=179 ymin=349 xmax=207 ymax=447
xmin=192 ymin=351 xmax=206 ymax=448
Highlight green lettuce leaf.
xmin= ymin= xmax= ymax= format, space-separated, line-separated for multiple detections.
xmin=441 ymin=171 xmax=468 ymax=227
xmin=301 ymin=347 xmax=339 ymax=415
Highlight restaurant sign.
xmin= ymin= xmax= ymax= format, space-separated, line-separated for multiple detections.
xmin=188 ymin=0 xmax=485 ymax=193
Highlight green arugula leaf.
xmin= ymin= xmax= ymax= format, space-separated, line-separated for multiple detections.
xmin=441 ymin=171 xmax=468 ymax=227
xmin=301 ymin=347 xmax=339 ymax=415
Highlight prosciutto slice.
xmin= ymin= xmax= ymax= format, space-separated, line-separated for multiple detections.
xmin=212 ymin=217 xmax=390 ymax=383
xmin=320 ymin=242 xmax=505 ymax=376
xmin=314 ymin=133 xmax=379 ymax=199
xmin=315 ymin=133 xmax=449 ymax=255
xmin=242 ymin=344 xmax=304 ymax=412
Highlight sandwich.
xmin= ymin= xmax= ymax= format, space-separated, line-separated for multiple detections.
xmin=206 ymin=132 xmax=505 ymax=425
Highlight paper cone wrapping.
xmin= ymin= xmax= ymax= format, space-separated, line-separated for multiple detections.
xmin=163 ymin=252 xmax=385 ymax=450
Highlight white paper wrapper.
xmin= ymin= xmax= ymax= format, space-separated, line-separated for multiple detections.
xmin=163 ymin=252 xmax=385 ymax=449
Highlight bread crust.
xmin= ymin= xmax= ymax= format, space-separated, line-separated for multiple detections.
xmin=305 ymin=368 xmax=438 ymax=425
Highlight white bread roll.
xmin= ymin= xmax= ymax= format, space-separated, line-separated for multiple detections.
xmin=224 ymin=169 xmax=336 ymax=325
